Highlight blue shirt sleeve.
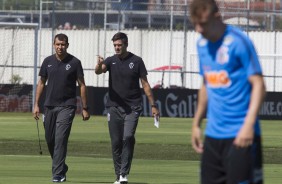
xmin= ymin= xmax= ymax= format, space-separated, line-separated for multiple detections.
xmin=235 ymin=37 xmax=262 ymax=78
xmin=196 ymin=38 xmax=205 ymax=77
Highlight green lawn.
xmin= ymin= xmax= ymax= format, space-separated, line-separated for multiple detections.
xmin=0 ymin=112 xmax=282 ymax=184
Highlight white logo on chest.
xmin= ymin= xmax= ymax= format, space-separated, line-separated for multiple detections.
xmin=216 ymin=46 xmax=229 ymax=65
xmin=129 ymin=62 xmax=134 ymax=69
xmin=65 ymin=64 xmax=71 ymax=70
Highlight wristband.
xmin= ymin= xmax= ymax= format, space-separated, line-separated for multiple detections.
xmin=83 ymin=107 xmax=89 ymax=111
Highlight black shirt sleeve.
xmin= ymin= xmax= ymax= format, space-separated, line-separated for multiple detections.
xmin=39 ymin=58 xmax=48 ymax=78
xmin=139 ymin=58 xmax=148 ymax=77
xmin=104 ymin=57 xmax=111 ymax=72
xmin=76 ymin=60 xmax=84 ymax=79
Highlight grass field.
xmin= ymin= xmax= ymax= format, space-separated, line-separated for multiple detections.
xmin=0 ymin=112 xmax=282 ymax=184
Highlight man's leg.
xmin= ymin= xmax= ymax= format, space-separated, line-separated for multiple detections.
xmin=120 ymin=105 xmax=142 ymax=175
xmin=52 ymin=106 xmax=75 ymax=178
xmin=43 ymin=107 xmax=56 ymax=158
xmin=108 ymin=106 xmax=124 ymax=178
xmin=201 ymin=137 xmax=226 ymax=184
xmin=225 ymin=136 xmax=263 ymax=184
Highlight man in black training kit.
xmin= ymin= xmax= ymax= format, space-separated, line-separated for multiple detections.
xmin=95 ymin=32 xmax=159 ymax=184
xmin=33 ymin=33 xmax=90 ymax=182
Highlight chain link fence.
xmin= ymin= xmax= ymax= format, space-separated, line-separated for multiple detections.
xmin=0 ymin=0 xmax=281 ymax=31
xmin=0 ymin=0 xmax=282 ymax=92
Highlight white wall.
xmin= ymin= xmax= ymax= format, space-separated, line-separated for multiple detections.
xmin=0 ymin=29 xmax=281 ymax=91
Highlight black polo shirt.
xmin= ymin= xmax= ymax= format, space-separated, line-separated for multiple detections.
xmin=39 ymin=54 xmax=84 ymax=107
xmin=104 ymin=52 xmax=147 ymax=107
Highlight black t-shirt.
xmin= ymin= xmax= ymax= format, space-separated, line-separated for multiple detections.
xmin=39 ymin=54 xmax=84 ymax=107
xmin=104 ymin=52 xmax=147 ymax=107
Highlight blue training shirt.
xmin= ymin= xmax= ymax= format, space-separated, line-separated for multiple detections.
xmin=197 ymin=25 xmax=262 ymax=139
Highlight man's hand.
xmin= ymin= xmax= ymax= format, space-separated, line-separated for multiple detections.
xmin=82 ymin=109 xmax=90 ymax=121
xmin=191 ymin=125 xmax=203 ymax=153
xmin=33 ymin=105 xmax=40 ymax=120
xmin=95 ymin=55 xmax=105 ymax=74
xmin=234 ymin=124 xmax=254 ymax=148
xmin=97 ymin=55 xmax=104 ymax=65
xmin=151 ymin=106 xmax=160 ymax=120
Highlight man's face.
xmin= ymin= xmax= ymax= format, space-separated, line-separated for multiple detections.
xmin=54 ymin=38 xmax=68 ymax=57
xmin=113 ymin=39 xmax=127 ymax=56
xmin=191 ymin=9 xmax=215 ymax=40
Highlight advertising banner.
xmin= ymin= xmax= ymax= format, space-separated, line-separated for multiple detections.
xmin=1 ymin=84 xmax=282 ymax=120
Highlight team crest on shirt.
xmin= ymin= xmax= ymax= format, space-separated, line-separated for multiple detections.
xmin=216 ymin=46 xmax=229 ymax=65
xmin=65 ymin=64 xmax=71 ymax=70
xmin=129 ymin=62 xmax=134 ymax=69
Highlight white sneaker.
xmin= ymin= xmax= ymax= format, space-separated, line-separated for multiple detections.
xmin=113 ymin=176 xmax=120 ymax=184
xmin=119 ymin=174 xmax=128 ymax=184
xmin=113 ymin=180 xmax=120 ymax=184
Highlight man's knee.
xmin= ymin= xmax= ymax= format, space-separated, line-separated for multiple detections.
xmin=123 ymin=135 xmax=135 ymax=145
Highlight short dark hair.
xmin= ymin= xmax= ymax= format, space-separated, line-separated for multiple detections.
xmin=190 ymin=0 xmax=219 ymax=19
xmin=54 ymin=33 xmax=68 ymax=44
xmin=111 ymin=32 xmax=128 ymax=45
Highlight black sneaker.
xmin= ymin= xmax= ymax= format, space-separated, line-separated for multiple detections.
xmin=52 ymin=175 xmax=66 ymax=183
xmin=64 ymin=164 xmax=68 ymax=174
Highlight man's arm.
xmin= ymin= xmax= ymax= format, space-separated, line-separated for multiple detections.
xmin=33 ymin=77 xmax=47 ymax=120
xmin=234 ymin=75 xmax=265 ymax=147
xmin=77 ymin=77 xmax=90 ymax=121
xmin=191 ymin=80 xmax=207 ymax=153
xmin=95 ymin=55 xmax=107 ymax=74
xmin=140 ymin=76 xmax=159 ymax=118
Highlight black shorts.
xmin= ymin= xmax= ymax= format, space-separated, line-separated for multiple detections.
xmin=201 ymin=136 xmax=263 ymax=184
